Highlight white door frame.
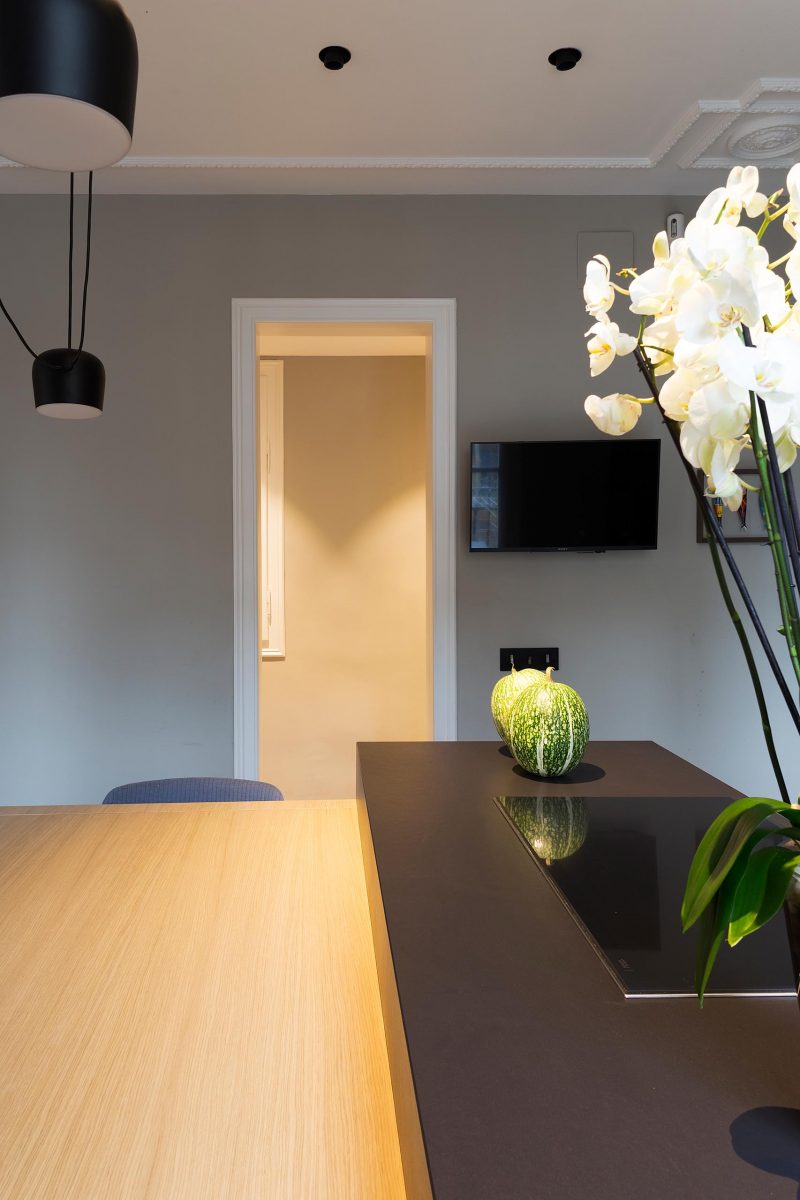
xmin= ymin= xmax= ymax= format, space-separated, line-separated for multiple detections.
xmin=231 ymin=297 xmax=458 ymax=779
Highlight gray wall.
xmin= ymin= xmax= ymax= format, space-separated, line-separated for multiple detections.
xmin=0 ymin=194 xmax=795 ymax=804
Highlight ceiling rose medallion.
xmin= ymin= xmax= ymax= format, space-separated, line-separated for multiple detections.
xmin=728 ymin=119 xmax=800 ymax=163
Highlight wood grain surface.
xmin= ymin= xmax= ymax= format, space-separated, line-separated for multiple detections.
xmin=0 ymin=800 xmax=407 ymax=1200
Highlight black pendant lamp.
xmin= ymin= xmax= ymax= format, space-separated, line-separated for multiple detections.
xmin=0 ymin=0 xmax=138 ymax=172
xmin=0 ymin=1 xmax=138 ymax=418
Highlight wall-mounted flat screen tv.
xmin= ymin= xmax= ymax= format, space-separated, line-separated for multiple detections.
xmin=470 ymin=440 xmax=661 ymax=552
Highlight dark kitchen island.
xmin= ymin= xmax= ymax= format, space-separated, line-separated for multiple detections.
xmin=357 ymin=740 xmax=800 ymax=1200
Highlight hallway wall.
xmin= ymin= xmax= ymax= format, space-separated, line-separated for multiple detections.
xmin=259 ymin=355 xmax=430 ymax=799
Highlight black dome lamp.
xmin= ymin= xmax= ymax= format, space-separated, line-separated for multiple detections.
xmin=33 ymin=348 xmax=106 ymax=419
xmin=0 ymin=0 xmax=138 ymax=172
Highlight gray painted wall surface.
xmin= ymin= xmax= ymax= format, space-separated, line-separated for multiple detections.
xmin=0 ymin=194 xmax=794 ymax=804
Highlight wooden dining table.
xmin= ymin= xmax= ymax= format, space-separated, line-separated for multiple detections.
xmin=0 ymin=800 xmax=407 ymax=1199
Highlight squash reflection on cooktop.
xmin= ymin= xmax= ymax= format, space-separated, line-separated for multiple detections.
xmin=496 ymin=794 xmax=794 ymax=998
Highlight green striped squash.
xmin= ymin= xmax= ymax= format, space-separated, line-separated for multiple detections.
xmin=490 ymin=665 xmax=544 ymax=744
xmin=508 ymin=667 xmax=589 ymax=778
xmin=501 ymin=795 xmax=588 ymax=864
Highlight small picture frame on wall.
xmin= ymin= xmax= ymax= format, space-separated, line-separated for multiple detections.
xmin=695 ymin=469 xmax=769 ymax=544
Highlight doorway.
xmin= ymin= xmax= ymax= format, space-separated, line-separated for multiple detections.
xmin=232 ymin=299 xmax=457 ymax=788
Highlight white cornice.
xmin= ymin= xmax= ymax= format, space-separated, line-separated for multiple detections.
xmin=114 ymin=154 xmax=655 ymax=171
xmin=0 ymin=77 xmax=798 ymax=179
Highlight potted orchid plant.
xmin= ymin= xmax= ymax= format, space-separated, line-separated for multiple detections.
xmin=581 ymin=164 xmax=800 ymax=1002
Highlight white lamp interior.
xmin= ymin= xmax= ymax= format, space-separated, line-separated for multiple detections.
xmin=36 ymin=402 xmax=102 ymax=419
xmin=0 ymin=94 xmax=131 ymax=171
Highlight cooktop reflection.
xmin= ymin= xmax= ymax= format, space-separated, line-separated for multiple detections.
xmin=495 ymin=793 xmax=795 ymax=998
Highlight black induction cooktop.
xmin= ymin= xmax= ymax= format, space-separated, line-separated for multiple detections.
xmin=496 ymin=793 xmax=795 ymax=998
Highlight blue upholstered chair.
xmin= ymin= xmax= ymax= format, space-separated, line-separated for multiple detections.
xmin=102 ymin=777 xmax=283 ymax=804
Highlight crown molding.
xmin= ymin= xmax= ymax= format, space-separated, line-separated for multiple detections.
xmin=116 ymin=154 xmax=653 ymax=171
xmin=0 ymin=77 xmax=797 ymax=178
xmin=693 ymin=155 xmax=800 ymax=170
xmin=669 ymin=77 xmax=800 ymax=169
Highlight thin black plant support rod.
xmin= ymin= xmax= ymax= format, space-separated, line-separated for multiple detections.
xmin=705 ymin=532 xmax=790 ymax=803
xmin=758 ymin=395 xmax=800 ymax=597
xmin=749 ymin=398 xmax=800 ymax=693
xmin=785 ymin=468 xmax=800 ymax=563
xmin=68 ymin=172 xmax=74 ymax=348
xmin=633 ymin=346 xmax=800 ymax=736
xmin=743 ymin=324 xmax=800 ymax=594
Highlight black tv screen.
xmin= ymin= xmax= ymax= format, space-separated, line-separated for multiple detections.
xmin=470 ymin=440 xmax=660 ymax=552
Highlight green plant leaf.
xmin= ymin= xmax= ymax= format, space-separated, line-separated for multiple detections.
xmin=681 ymin=797 xmax=797 ymax=931
xmin=694 ymin=831 xmax=764 ymax=1003
xmin=728 ymin=846 xmax=800 ymax=946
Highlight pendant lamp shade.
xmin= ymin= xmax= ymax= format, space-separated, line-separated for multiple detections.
xmin=33 ymin=348 xmax=105 ymax=418
xmin=0 ymin=0 xmax=138 ymax=171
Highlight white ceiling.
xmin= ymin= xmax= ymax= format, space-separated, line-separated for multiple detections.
xmin=3 ymin=0 xmax=800 ymax=194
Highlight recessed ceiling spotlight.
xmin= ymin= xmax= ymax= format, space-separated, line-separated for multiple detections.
xmin=548 ymin=47 xmax=582 ymax=72
xmin=319 ymin=46 xmax=352 ymax=70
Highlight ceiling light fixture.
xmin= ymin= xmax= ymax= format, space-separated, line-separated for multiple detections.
xmin=319 ymin=46 xmax=352 ymax=71
xmin=0 ymin=0 xmax=138 ymax=172
xmin=547 ymin=47 xmax=582 ymax=72
xmin=0 ymin=1 xmax=139 ymax=417
xmin=10 ymin=171 xmax=105 ymax=419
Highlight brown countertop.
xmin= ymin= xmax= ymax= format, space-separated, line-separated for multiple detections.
xmin=357 ymin=740 xmax=800 ymax=1200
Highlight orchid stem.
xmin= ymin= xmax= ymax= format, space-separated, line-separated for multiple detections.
xmin=633 ymin=346 xmax=800 ymax=737
xmin=784 ymin=469 xmax=800 ymax=563
xmin=750 ymin=401 xmax=800 ymax=690
xmin=704 ymin=532 xmax=790 ymax=804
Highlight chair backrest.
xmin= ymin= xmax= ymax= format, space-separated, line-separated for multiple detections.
xmin=102 ymin=777 xmax=283 ymax=804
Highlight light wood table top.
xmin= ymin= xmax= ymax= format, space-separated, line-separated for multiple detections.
xmin=0 ymin=800 xmax=406 ymax=1200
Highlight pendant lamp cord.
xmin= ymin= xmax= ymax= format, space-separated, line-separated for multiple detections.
xmin=74 ymin=171 xmax=93 ymax=360
xmin=68 ymin=172 xmax=74 ymax=348
xmin=0 ymin=171 xmax=93 ymax=364
xmin=0 ymin=292 xmax=38 ymax=358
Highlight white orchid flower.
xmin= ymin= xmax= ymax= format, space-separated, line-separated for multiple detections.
xmin=679 ymin=419 xmax=715 ymax=473
xmin=630 ymin=234 xmax=701 ymax=319
xmin=629 ymin=266 xmax=673 ymax=316
xmin=584 ymin=393 xmax=643 ymax=435
xmin=757 ymin=265 xmax=791 ymax=328
xmin=686 ymin=377 xmax=751 ymax=440
xmin=583 ymin=255 xmax=615 ymax=317
xmin=785 ymin=164 xmax=800 ymax=239
xmin=752 ymin=396 xmax=800 ymax=464
xmin=674 ymin=267 xmax=774 ymax=345
xmin=718 ymin=330 xmax=800 ymax=404
xmin=787 ymin=242 xmax=800 ymax=302
xmin=709 ymin=440 xmax=745 ymax=510
xmin=580 ymin=165 xmax=800 ymax=491
xmin=695 ymin=187 xmax=732 ymax=226
xmin=685 ymin=220 xmax=767 ymax=281
xmin=775 ymin=428 xmax=799 ymax=471
xmin=641 ymin=313 xmax=681 ymax=375
xmin=673 ymin=335 xmax=725 ymax=373
xmin=585 ymin=318 xmax=638 ymax=376
xmin=659 ymin=366 xmax=711 ymax=422
xmin=695 ymin=166 xmax=768 ymax=226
